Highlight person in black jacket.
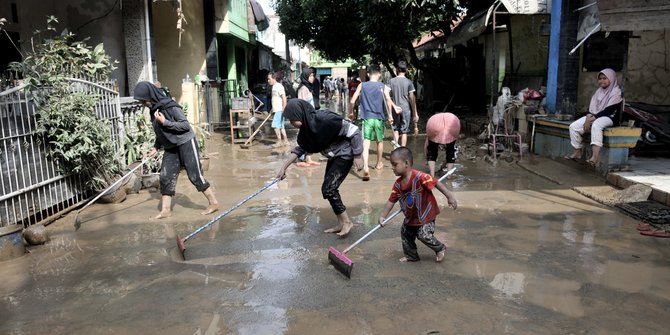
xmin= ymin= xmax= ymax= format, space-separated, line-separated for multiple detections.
xmin=566 ymin=68 xmax=622 ymax=166
xmin=134 ymin=81 xmax=219 ymax=219
xmin=276 ymin=99 xmax=363 ymax=237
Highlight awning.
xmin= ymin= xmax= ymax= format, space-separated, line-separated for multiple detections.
xmin=444 ymin=4 xmax=497 ymax=48
xmin=598 ymin=0 xmax=670 ymax=32
xmin=570 ymin=1 xmax=670 ymax=55
xmin=249 ymin=0 xmax=269 ymax=31
xmin=500 ymin=0 xmax=551 ymax=14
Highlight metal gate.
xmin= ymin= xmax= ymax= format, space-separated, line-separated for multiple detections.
xmin=0 ymin=79 xmax=122 ymax=228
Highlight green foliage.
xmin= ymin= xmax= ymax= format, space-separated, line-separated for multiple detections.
xmin=5 ymin=18 xmax=120 ymax=190
xmin=274 ymin=0 xmax=470 ymax=69
xmin=123 ymin=114 xmax=162 ymax=173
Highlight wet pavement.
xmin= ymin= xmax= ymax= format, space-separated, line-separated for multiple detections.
xmin=2 ymin=100 xmax=670 ymax=334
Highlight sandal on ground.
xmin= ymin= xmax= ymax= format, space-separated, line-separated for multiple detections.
xmin=362 ymin=172 xmax=370 ymax=181
xmin=640 ymin=229 xmax=670 ymax=238
xmin=586 ymin=159 xmax=597 ymax=167
xmin=436 ymin=247 xmax=447 ymax=262
xmin=296 ymin=162 xmax=310 ymax=167
xmin=563 ymin=155 xmax=578 ymax=161
xmin=637 ymin=223 xmax=654 ymax=231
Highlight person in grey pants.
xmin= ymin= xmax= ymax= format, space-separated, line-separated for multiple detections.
xmin=133 ymin=81 xmax=219 ymax=219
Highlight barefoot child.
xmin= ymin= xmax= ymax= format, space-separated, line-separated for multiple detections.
xmin=133 ymin=81 xmax=219 ymax=219
xmin=276 ymin=99 xmax=364 ymax=237
xmin=378 ymin=147 xmax=457 ymax=262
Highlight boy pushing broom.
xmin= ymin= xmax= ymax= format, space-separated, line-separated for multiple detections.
xmin=378 ymin=147 xmax=458 ymax=262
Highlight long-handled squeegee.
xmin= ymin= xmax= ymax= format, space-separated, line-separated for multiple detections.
xmin=176 ymin=179 xmax=278 ymax=259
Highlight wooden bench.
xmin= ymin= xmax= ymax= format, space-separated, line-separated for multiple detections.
xmin=531 ymin=117 xmax=642 ymax=174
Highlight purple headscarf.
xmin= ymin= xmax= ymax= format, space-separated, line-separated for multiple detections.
xmin=589 ymin=68 xmax=622 ymax=114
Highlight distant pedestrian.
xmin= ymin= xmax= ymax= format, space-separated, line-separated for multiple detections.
xmin=349 ymin=64 xmax=394 ymax=181
xmin=268 ymin=71 xmax=290 ymax=148
xmin=133 ymin=81 xmax=219 ymax=219
xmin=389 ymin=61 xmax=418 ymax=147
xmin=312 ymin=71 xmax=321 ymax=110
xmin=276 ymin=99 xmax=364 ymax=237
xmin=347 ymin=77 xmax=361 ymax=119
xmin=296 ymin=68 xmax=321 ymax=167
xmin=378 ymin=147 xmax=458 ymax=262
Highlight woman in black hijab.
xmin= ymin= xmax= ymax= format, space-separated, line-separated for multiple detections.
xmin=133 ymin=81 xmax=219 ymax=219
xmin=276 ymin=99 xmax=363 ymax=237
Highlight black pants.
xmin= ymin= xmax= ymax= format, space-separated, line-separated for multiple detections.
xmin=321 ymin=157 xmax=353 ymax=215
xmin=401 ymin=221 xmax=445 ymax=261
xmin=426 ymin=140 xmax=456 ymax=163
xmin=160 ymin=137 xmax=210 ymax=196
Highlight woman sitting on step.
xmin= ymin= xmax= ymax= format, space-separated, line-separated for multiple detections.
xmin=565 ymin=68 xmax=622 ymax=167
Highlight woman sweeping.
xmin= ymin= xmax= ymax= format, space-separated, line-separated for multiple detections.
xmin=133 ymin=81 xmax=219 ymax=219
xmin=276 ymin=99 xmax=363 ymax=237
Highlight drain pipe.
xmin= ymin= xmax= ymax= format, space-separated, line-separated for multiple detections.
xmin=144 ymin=0 xmax=154 ymax=83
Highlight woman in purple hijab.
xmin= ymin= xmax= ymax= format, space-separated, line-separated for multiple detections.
xmin=565 ymin=68 xmax=623 ymax=166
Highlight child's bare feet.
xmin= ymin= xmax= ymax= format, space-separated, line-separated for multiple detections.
xmin=436 ymin=247 xmax=447 ymax=262
xmin=154 ymin=211 xmax=171 ymax=219
xmin=374 ymin=162 xmax=384 ymax=170
xmin=201 ymin=204 xmax=219 ymax=215
xmin=336 ymin=222 xmax=353 ymax=237
xmin=324 ymin=225 xmax=342 ymax=233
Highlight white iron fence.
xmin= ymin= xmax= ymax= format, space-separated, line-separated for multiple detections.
xmin=0 ymin=78 xmax=136 ymax=228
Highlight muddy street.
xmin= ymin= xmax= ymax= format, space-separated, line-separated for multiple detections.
xmin=1 ymin=125 xmax=670 ymax=335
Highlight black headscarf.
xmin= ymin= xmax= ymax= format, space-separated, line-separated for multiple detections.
xmin=297 ymin=68 xmax=313 ymax=93
xmin=283 ymin=99 xmax=343 ymax=153
xmin=133 ymin=81 xmax=181 ymax=112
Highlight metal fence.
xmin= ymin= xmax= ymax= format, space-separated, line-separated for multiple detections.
xmin=0 ymin=78 xmax=124 ymax=228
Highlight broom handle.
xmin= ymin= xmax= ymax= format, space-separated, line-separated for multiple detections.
xmin=183 ymin=178 xmax=279 ymax=242
xmin=243 ymin=111 xmax=273 ymax=146
xmin=342 ymin=168 xmax=455 ymax=254
xmin=78 ymin=157 xmax=152 ymax=213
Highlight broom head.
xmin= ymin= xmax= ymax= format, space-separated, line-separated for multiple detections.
xmin=328 ymin=246 xmax=353 ymax=278
xmin=176 ymin=235 xmax=186 ymax=260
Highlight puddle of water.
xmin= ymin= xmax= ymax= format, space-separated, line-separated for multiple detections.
xmin=490 ymin=272 xmax=526 ymax=298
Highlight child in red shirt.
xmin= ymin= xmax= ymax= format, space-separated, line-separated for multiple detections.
xmin=378 ymin=147 xmax=458 ymax=262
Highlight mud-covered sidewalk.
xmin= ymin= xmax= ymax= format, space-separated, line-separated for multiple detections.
xmin=2 ymin=131 xmax=670 ymax=335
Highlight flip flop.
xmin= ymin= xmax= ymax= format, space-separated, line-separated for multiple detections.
xmin=640 ymin=229 xmax=670 ymax=238
xmin=563 ymin=155 xmax=577 ymax=161
xmin=586 ymin=159 xmax=597 ymax=167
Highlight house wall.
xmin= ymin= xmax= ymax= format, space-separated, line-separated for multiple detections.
xmin=152 ymin=0 xmax=207 ymax=104
xmin=577 ymin=30 xmax=670 ymax=111
xmin=509 ymin=15 xmax=550 ymax=75
xmin=0 ymin=0 xmax=127 ymax=93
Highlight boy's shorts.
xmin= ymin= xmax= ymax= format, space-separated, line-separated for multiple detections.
xmin=271 ymin=111 xmax=284 ymax=129
xmin=392 ymin=110 xmax=411 ymax=134
xmin=363 ymin=119 xmax=385 ymax=142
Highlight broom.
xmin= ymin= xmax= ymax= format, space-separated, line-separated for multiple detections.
xmin=240 ymin=111 xmax=272 ymax=149
xmin=176 ymin=178 xmax=279 ymax=259
xmin=328 ymin=168 xmax=456 ymax=278
xmin=74 ymin=157 xmax=152 ymax=229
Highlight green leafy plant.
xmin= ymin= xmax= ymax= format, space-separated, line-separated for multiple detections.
xmin=123 ymin=114 xmax=162 ymax=174
xmin=5 ymin=17 xmax=120 ymax=190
